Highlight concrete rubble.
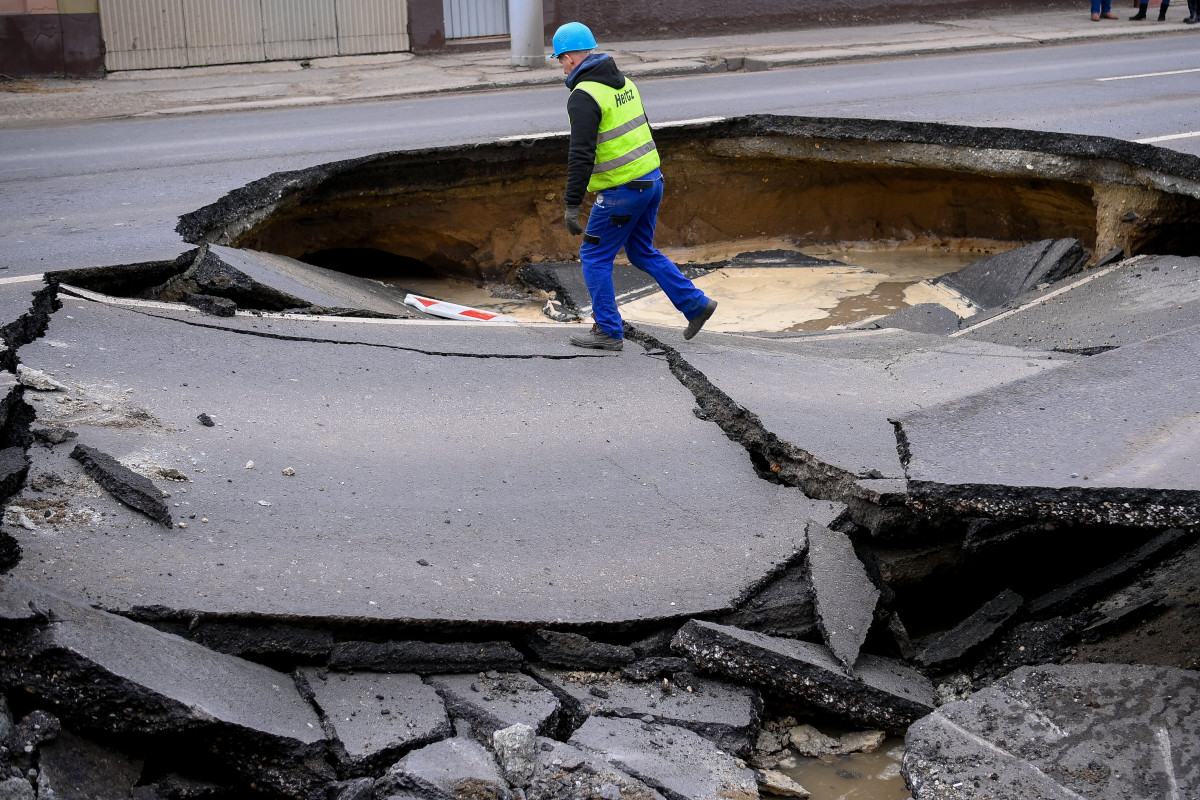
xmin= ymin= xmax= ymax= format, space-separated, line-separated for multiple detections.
xmin=0 ymin=116 xmax=1195 ymax=798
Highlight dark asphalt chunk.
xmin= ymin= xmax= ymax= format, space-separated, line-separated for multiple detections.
xmin=805 ymin=523 xmax=880 ymax=670
xmin=865 ymin=302 xmax=963 ymax=335
xmin=35 ymin=728 xmax=143 ymax=800
xmin=530 ymin=667 xmax=761 ymax=758
xmin=329 ymin=640 xmax=523 ymax=674
xmin=69 ymin=443 xmax=170 ymax=525
xmin=426 ymin=672 xmax=561 ymax=741
xmin=376 ymin=735 xmax=513 ymax=800
xmin=0 ymin=576 xmax=331 ymax=799
xmin=673 ymin=620 xmax=934 ymax=733
xmin=165 ymin=619 xmax=334 ymax=661
xmin=903 ymin=663 xmax=1200 ymax=800
xmin=568 ymin=716 xmax=758 ymax=800
xmin=0 ymin=445 xmax=29 ymax=501
xmin=297 ymin=669 xmax=450 ymax=775
xmin=913 ymin=588 xmax=1024 ymax=671
xmin=525 ymin=629 xmax=637 ymax=670
xmin=935 ymin=238 xmax=1088 ymax=309
xmin=716 ymin=563 xmax=818 ymax=640
xmin=184 ymin=292 xmax=237 ymax=316
xmin=621 ymin=656 xmax=694 ymax=682
xmin=531 ymin=738 xmax=667 ymax=800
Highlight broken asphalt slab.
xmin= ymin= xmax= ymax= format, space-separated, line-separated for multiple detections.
xmin=568 ymin=716 xmax=759 ymax=800
xmin=425 ymin=672 xmax=561 ymax=740
xmin=296 ymin=669 xmax=450 ymax=775
xmin=934 ymin=238 xmax=1088 ymax=310
xmin=672 ymin=620 xmax=935 ymax=733
xmin=953 ymin=254 xmax=1200 ymax=352
xmin=896 ymin=323 xmax=1200 ymax=528
xmin=529 ymin=666 xmax=762 ymax=757
xmin=377 ymin=735 xmax=512 ymax=800
xmin=804 ymin=523 xmax=880 ymax=670
xmin=912 ymin=588 xmax=1025 ymax=671
xmin=0 ymin=576 xmax=331 ymax=798
xmin=903 ymin=662 xmax=1199 ymax=800
xmin=202 ymin=244 xmax=427 ymax=317
xmin=8 ymin=296 xmax=841 ymax=625
xmin=530 ymin=737 xmax=667 ymax=800
xmin=642 ymin=324 xmax=1077 ymax=527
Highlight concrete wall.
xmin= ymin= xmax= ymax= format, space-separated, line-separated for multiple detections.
xmin=0 ymin=0 xmax=103 ymax=77
xmin=543 ymin=0 xmax=1081 ymax=41
xmin=408 ymin=0 xmax=1081 ymax=52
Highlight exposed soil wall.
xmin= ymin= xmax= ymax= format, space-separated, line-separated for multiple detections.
xmin=197 ymin=117 xmax=1200 ymax=283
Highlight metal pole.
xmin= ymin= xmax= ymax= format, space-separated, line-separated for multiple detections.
xmin=509 ymin=0 xmax=545 ymax=67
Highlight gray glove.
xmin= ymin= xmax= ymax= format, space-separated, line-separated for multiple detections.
xmin=564 ymin=204 xmax=584 ymax=236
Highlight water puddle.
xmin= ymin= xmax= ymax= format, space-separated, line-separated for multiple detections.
xmin=627 ymin=238 xmax=992 ymax=333
xmin=385 ymin=238 xmax=1009 ymax=332
xmin=780 ymin=737 xmax=911 ymax=800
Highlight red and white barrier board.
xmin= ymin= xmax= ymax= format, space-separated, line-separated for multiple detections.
xmin=403 ymin=294 xmax=516 ymax=323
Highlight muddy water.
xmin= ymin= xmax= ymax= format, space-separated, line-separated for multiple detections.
xmin=626 ymin=238 xmax=992 ymax=333
xmin=781 ymin=737 xmax=911 ymax=800
xmin=388 ymin=238 xmax=1010 ymax=332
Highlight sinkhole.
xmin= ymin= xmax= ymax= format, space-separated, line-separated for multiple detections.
xmin=167 ymin=114 xmax=1200 ymax=330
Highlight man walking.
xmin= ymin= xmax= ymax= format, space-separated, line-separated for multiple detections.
xmin=552 ymin=22 xmax=718 ymax=351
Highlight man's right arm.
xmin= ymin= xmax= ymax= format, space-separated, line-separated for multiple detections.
xmin=564 ymin=90 xmax=601 ymax=207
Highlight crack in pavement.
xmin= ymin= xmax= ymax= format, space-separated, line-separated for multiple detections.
xmin=56 ymin=287 xmax=611 ymax=361
xmin=625 ymin=323 xmax=863 ymax=513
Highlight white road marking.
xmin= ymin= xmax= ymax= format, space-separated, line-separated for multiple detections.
xmin=1098 ymin=67 xmax=1200 ymax=81
xmin=1135 ymin=130 xmax=1200 ymax=144
xmin=950 ymin=261 xmax=1127 ymax=338
xmin=496 ymin=117 xmax=724 ymax=142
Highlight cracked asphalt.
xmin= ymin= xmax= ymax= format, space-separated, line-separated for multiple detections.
xmin=11 ymin=292 xmax=841 ymax=625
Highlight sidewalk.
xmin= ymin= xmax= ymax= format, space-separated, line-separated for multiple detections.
xmin=1 ymin=9 xmax=1195 ymax=128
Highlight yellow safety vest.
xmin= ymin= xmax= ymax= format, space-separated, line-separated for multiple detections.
xmin=571 ymin=78 xmax=661 ymax=192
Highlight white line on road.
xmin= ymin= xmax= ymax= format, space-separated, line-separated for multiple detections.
xmin=496 ymin=117 xmax=725 ymax=142
xmin=1099 ymin=67 xmax=1200 ymax=81
xmin=949 ymin=261 xmax=1127 ymax=338
xmin=1135 ymin=130 xmax=1200 ymax=143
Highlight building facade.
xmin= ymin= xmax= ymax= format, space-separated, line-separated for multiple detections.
xmin=2 ymin=0 xmax=1076 ymax=78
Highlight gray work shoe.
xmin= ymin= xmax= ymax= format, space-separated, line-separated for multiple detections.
xmin=683 ymin=299 xmax=718 ymax=340
xmin=570 ymin=323 xmax=623 ymax=351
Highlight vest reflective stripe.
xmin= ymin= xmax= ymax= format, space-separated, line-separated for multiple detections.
xmin=593 ymin=140 xmax=657 ymax=175
xmin=597 ymin=113 xmax=649 ymax=144
xmin=572 ymin=78 xmax=661 ymax=191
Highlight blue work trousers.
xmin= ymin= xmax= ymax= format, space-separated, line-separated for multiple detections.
xmin=580 ymin=178 xmax=710 ymax=340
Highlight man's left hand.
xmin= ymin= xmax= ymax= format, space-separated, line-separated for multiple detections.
xmin=564 ymin=205 xmax=584 ymax=236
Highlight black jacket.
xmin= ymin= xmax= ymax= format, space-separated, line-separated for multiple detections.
xmin=564 ymin=53 xmax=630 ymax=207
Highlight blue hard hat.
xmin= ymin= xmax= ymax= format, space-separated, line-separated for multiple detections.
xmin=550 ymin=22 xmax=597 ymax=59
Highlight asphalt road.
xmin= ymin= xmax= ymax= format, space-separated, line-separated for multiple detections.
xmin=2 ymin=35 xmax=1200 ymax=277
